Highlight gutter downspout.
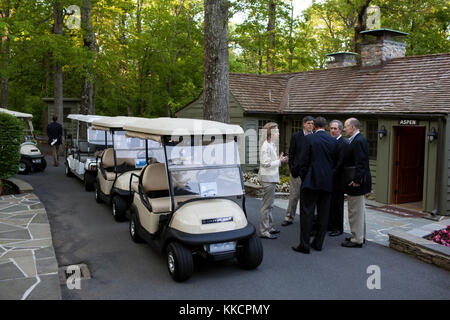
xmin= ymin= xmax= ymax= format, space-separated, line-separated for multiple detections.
xmin=431 ymin=117 xmax=444 ymax=216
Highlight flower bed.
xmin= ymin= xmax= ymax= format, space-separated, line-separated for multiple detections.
xmin=243 ymin=172 xmax=290 ymax=193
xmin=424 ymin=225 xmax=450 ymax=247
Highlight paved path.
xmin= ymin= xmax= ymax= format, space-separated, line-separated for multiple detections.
xmin=11 ymin=156 xmax=450 ymax=300
xmin=0 ymin=192 xmax=61 ymax=300
xmin=274 ymin=198 xmax=437 ymax=247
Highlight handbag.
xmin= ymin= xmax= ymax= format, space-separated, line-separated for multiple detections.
xmin=344 ymin=166 xmax=356 ymax=185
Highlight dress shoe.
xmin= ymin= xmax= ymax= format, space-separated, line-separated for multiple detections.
xmin=341 ymin=240 xmax=363 ymax=248
xmin=269 ymin=229 xmax=280 ymax=234
xmin=311 ymin=243 xmax=322 ymax=251
xmin=345 ymin=237 xmax=366 ymax=244
xmin=329 ymin=231 xmax=343 ymax=237
xmin=260 ymin=234 xmax=277 ymax=240
xmin=292 ymin=245 xmax=310 ymax=254
xmin=281 ymin=221 xmax=293 ymax=227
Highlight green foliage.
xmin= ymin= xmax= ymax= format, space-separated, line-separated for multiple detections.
xmin=0 ymin=0 xmax=448 ymax=123
xmin=0 ymin=112 xmax=24 ymax=180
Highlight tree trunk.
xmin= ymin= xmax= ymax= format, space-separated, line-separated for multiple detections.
xmin=203 ymin=0 xmax=230 ymax=123
xmin=53 ymin=1 xmax=64 ymax=124
xmin=1 ymin=1 xmax=10 ymax=109
xmin=354 ymin=0 xmax=372 ymax=64
xmin=267 ymin=0 xmax=276 ymax=73
xmin=1 ymin=36 xmax=9 ymax=108
xmin=81 ymin=0 xmax=95 ymax=115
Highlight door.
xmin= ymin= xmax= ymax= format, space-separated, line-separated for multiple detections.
xmin=391 ymin=126 xmax=425 ymax=204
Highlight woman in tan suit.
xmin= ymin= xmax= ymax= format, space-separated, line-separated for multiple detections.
xmin=258 ymin=122 xmax=288 ymax=239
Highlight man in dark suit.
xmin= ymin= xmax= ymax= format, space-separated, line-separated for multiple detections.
xmin=328 ymin=120 xmax=349 ymax=237
xmin=341 ymin=117 xmax=372 ymax=248
xmin=47 ymin=115 xmax=63 ymax=166
xmin=292 ymin=117 xmax=337 ymax=254
xmin=282 ymin=116 xmax=314 ymax=226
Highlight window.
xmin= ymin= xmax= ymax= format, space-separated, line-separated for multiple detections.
xmin=366 ymin=120 xmax=378 ymax=160
xmin=292 ymin=120 xmax=302 ymax=134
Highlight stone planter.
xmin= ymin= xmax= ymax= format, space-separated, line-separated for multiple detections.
xmin=388 ymin=221 xmax=450 ymax=271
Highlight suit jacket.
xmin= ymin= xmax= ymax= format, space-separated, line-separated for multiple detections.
xmin=258 ymin=140 xmax=281 ymax=183
xmin=47 ymin=121 xmax=63 ymax=145
xmin=289 ymin=130 xmax=308 ymax=178
xmin=333 ymin=136 xmax=350 ymax=192
xmin=344 ymin=132 xmax=372 ymax=196
xmin=297 ymin=130 xmax=337 ymax=193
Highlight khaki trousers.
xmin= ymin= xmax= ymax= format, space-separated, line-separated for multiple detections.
xmin=259 ymin=182 xmax=277 ymax=237
xmin=347 ymin=195 xmax=366 ymax=244
xmin=284 ymin=174 xmax=301 ymax=222
xmin=50 ymin=144 xmax=60 ymax=166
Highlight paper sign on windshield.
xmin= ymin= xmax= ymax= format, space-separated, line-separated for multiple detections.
xmin=200 ymin=182 xmax=218 ymax=197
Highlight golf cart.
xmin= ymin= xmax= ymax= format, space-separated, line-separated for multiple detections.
xmin=91 ymin=116 xmax=148 ymax=221
xmin=65 ymin=114 xmax=113 ymax=191
xmin=0 ymin=108 xmax=46 ymax=174
xmin=123 ymin=117 xmax=263 ymax=282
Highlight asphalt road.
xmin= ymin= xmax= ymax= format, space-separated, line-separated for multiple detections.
xmin=20 ymin=156 xmax=450 ymax=300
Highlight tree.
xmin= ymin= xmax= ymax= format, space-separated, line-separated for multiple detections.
xmin=203 ymin=0 xmax=230 ymax=123
xmin=52 ymin=0 xmax=64 ymax=123
xmin=81 ymin=0 xmax=95 ymax=115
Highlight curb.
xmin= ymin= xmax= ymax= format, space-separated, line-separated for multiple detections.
xmin=0 ymin=178 xmax=62 ymax=300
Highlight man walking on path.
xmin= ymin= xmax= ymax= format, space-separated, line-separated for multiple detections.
xmin=292 ymin=117 xmax=337 ymax=254
xmin=341 ymin=117 xmax=372 ymax=248
xmin=328 ymin=120 xmax=349 ymax=237
xmin=282 ymin=116 xmax=314 ymax=226
xmin=47 ymin=115 xmax=63 ymax=167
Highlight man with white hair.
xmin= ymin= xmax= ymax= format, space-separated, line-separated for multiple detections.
xmin=341 ymin=118 xmax=371 ymax=248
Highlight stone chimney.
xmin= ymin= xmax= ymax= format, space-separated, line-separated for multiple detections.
xmin=360 ymin=28 xmax=408 ymax=67
xmin=326 ymin=52 xmax=357 ymax=69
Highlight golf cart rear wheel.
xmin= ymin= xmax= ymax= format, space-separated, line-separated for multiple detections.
xmin=112 ymin=196 xmax=127 ymax=222
xmin=237 ymin=233 xmax=263 ymax=270
xmin=130 ymin=212 xmax=144 ymax=243
xmin=18 ymin=159 xmax=31 ymax=175
xmin=84 ymin=173 xmax=95 ymax=191
xmin=166 ymin=242 xmax=194 ymax=282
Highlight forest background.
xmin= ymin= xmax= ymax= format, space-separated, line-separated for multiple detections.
xmin=0 ymin=0 xmax=448 ymax=133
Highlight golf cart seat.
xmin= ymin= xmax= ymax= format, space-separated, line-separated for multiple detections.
xmin=78 ymin=140 xmax=91 ymax=162
xmin=101 ymin=148 xmax=116 ymax=180
xmin=142 ymin=163 xmax=171 ymax=213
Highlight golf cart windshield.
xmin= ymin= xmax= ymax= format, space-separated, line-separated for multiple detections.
xmin=114 ymin=131 xmax=159 ymax=169
xmin=88 ymin=127 xmax=112 ymax=146
xmin=166 ymin=137 xmax=243 ymax=198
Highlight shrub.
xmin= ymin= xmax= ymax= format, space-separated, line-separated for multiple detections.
xmin=0 ymin=112 xmax=24 ymax=193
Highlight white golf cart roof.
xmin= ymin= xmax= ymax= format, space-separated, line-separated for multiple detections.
xmin=124 ymin=117 xmax=244 ymax=142
xmin=0 ymin=108 xmax=33 ymax=119
xmin=67 ymin=114 xmax=112 ymax=124
xmin=91 ymin=116 xmax=143 ymax=131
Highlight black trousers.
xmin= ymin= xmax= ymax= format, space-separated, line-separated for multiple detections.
xmin=299 ymin=188 xmax=332 ymax=250
xmin=328 ymin=191 xmax=344 ymax=233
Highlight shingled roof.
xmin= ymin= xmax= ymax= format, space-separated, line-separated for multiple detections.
xmin=230 ymin=52 xmax=450 ymax=115
xmin=229 ymin=73 xmax=290 ymax=113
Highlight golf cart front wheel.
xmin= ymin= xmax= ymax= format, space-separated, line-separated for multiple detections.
xmin=166 ymin=242 xmax=194 ymax=282
xmin=130 ymin=212 xmax=144 ymax=243
xmin=65 ymin=164 xmax=73 ymax=177
xmin=112 ymin=196 xmax=127 ymax=222
xmin=18 ymin=160 xmax=31 ymax=175
xmin=237 ymin=233 xmax=263 ymax=270
xmin=36 ymin=158 xmax=47 ymax=171
xmin=95 ymin=184 xmax=102 ymax=203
